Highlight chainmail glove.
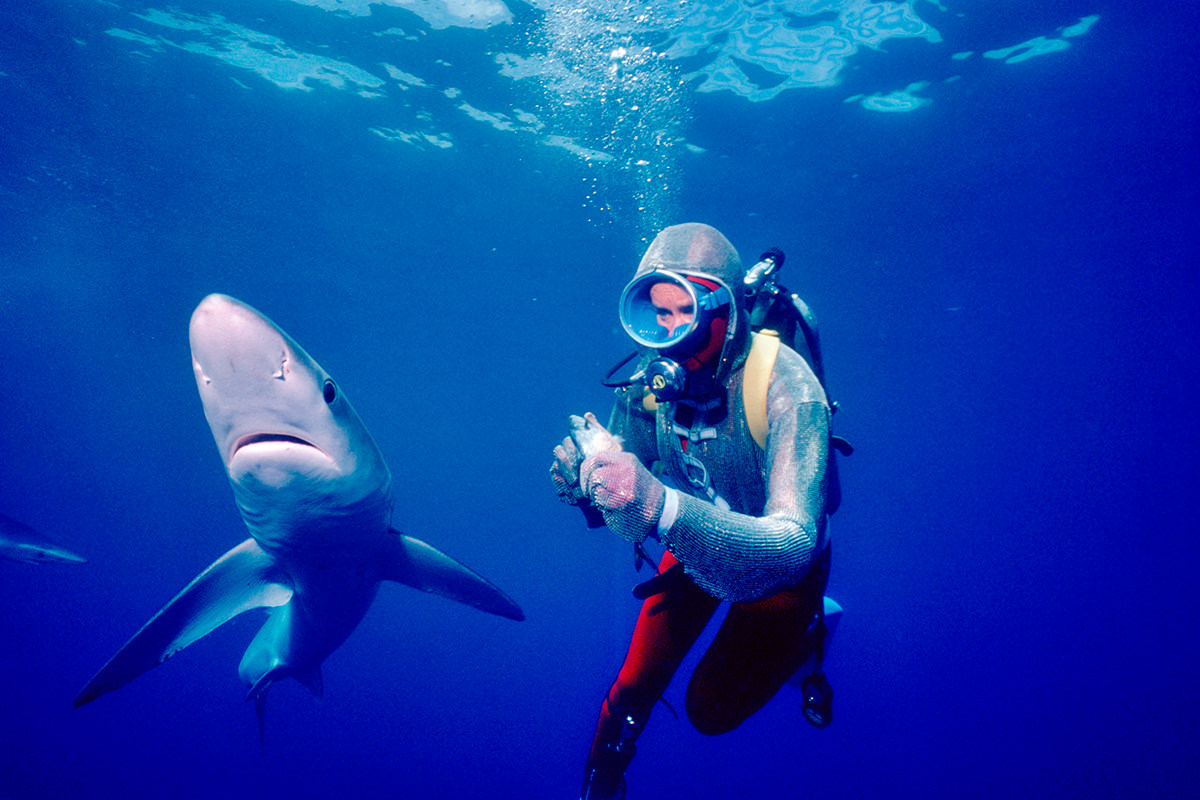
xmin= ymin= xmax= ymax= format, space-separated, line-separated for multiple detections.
xmin=550 ymin=433 xmax=587 ymax=506
xmin=578 ymin=451 xmax=665 ymax=544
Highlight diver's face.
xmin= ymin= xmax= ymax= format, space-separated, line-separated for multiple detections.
xmin=650 ymin=282 xmax=694 ymax=337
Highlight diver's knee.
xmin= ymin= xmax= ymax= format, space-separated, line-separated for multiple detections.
xmin=685 ymin=693 xmax=744 ymax=736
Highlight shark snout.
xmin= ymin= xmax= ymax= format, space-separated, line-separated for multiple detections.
xmin=191 ymin=295 xmax=289 ymax=373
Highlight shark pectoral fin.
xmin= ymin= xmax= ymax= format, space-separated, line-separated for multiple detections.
xmin=380 ymin=529 xmax=524 ymax=621
xmin=74 ymin=538 xmax=293 ymax=707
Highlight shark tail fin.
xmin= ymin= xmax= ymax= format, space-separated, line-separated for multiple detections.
xmin=254 ymin=688 xmax=268 ymax=757
xmin=380 ymin=529 xmax=524 ymax=621
xmin=296 ymin=664 xmax=324 ymax=698
xmin=244 ymin=656 xmax=323 ymax=756
xmin=242 ymin=664 xmax=307 ymax=757
xmin=74 ymin=538 xmax=292 ymax=707
xmin=243 ymin=663 xmax=323 ymax=703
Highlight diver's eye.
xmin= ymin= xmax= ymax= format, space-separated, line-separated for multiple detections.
xmin=323 ymin=379 xmax=338 ymax=404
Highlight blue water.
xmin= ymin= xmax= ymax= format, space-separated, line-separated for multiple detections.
xmin=2 ymin=2 xmax=1196 ymax=798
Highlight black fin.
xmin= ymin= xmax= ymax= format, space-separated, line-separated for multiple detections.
xmin=632 ymin=562 xmax=687 ymax=599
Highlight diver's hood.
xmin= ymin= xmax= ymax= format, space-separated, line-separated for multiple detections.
xmin=628 ymin=222 xmax=748 ymax=385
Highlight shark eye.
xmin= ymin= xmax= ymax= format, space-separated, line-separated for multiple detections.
xmin=323 ymin=379 xmax=338 ymax=405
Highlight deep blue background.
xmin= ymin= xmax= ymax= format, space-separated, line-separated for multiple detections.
xmin=2 ymin=2 xmax=1196 ymax=798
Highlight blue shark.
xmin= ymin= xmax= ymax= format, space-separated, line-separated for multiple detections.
xmin=75 ymin=293 xmax=523 ymax=714
xmin=0 ymin=513 xmax=87 ymax=565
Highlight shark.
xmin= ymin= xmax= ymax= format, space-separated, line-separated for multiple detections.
xmin=74 ymin=293 xmax=523 ymax=720
xmin=0 ymin=513 xmax=87 ymax=565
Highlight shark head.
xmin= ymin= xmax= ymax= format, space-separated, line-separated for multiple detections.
xmin=189 ymin=294 xmax=391 ymax=549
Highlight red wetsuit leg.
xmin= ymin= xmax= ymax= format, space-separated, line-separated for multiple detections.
xmin=685 ymin=546 xmax=831 ymax=736
xmin=584 ymin=550 xmax=721 ymax=767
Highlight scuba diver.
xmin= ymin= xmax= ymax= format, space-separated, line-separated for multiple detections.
xmin=551 ymin=223 xmax=845 ymax=799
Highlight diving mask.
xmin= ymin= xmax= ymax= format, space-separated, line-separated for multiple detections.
xmin=619 ymin=271 xmax=732 ymax=353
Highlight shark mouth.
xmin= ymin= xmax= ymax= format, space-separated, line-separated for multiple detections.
xmin=231 ymin=433 xmax=325 ymax=459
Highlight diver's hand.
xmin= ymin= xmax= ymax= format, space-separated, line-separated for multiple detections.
xmin=578 ymin=451 xmax=665 ymax=544
xmin=568 ymin=412 xmax=623 ymax=457
xmin=550 ymin=433 xmax=587 ymax=506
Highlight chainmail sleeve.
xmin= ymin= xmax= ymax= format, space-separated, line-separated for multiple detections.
xmin=659 ymin=349 xmax=830 ymax=601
